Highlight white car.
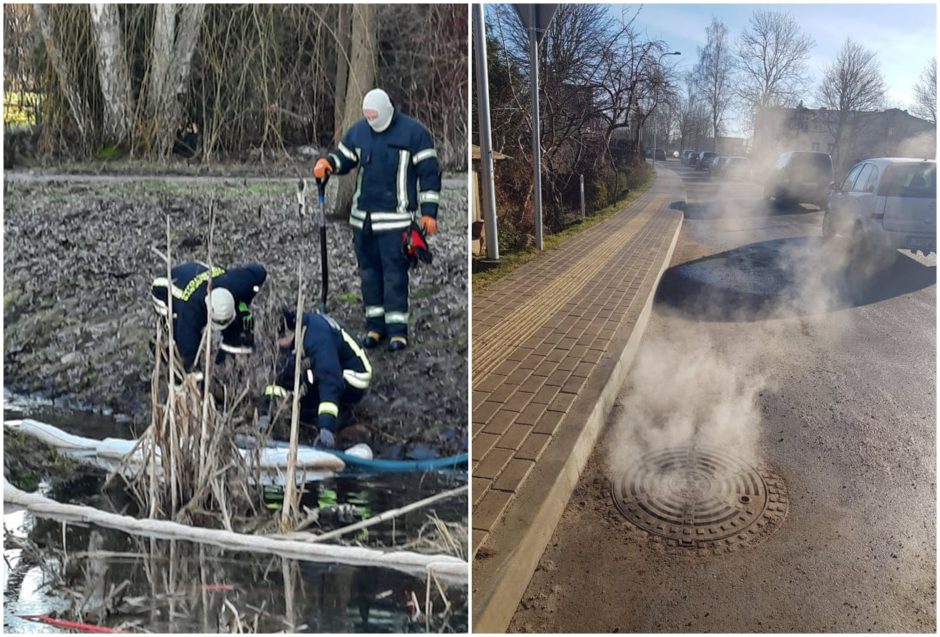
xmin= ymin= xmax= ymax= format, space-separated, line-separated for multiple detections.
xmin=823 ymin=158 xmax=936 ymax=256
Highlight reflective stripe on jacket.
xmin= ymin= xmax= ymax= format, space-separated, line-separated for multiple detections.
xmin=330 ymin=112 xmax=442 ymax=232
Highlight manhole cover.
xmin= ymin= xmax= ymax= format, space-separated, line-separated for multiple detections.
xmin=611 ymin=446 xmax=788 ymax=552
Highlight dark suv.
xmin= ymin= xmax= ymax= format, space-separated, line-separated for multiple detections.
xmin=765 ymin=151 xmax=833 ymax=207
xmin=695 ymin=151 xmax=717 ymax=170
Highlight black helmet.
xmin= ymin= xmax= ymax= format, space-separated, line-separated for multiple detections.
xmin=279 ymin=308 xmax=297 ymax=335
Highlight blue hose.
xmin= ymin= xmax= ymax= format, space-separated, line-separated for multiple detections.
xmin=326 ymin=450 xmax=468 ymax=473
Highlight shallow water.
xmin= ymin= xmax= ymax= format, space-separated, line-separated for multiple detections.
xmin=3 ymin=394 xmax=469 ymax=633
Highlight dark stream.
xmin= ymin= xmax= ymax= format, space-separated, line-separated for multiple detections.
xmin=3 ymin=393 xmax=468 ymax=633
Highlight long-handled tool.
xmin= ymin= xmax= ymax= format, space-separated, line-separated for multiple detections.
xmin=315 ymin=174 xmax=329 ymax=312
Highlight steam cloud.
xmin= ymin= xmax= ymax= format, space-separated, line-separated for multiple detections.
xmin=606 ymin=157 xmax=933 ymax=482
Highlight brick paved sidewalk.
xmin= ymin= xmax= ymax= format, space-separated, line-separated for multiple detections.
xmin=471 ymin=166 xmax=685 ymax=631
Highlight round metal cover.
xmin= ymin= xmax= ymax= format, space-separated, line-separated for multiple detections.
xmin=611 ymin=446 xmax=787 ymax=552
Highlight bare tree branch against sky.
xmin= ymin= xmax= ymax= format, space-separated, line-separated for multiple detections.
xmin=626 ymin=3 xmax=935 ymax=135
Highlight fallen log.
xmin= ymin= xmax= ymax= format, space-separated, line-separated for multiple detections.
xmin=4 ymin=481 xmax=468 ymax=584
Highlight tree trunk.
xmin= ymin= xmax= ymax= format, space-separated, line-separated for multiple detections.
xmin=33 ymin=4 xmax=90 ymax=144
xmin=89 ymin=3 xmax=135 ymax=144
xmin=333 ymin=5 xmax=351 ymax=144
xmin=333 ymin=5 xmax=376 ymax=219
xmin=147 ymin=3 xmax=206 ymax=157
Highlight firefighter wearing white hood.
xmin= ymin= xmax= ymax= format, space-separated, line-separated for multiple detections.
xmin=314 ymin=88 xmax=442 ymax=352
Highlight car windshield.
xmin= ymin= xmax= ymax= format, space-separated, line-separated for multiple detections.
xmin=878 ymin=163 xmax=937 ymax=199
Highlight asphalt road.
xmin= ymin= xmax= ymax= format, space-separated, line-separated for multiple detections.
xmin=508 ymin=160 xmax=936 ymax=632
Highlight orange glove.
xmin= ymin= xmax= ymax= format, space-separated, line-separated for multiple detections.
xmin=313 ymin=157 xmax=333 ymax=181
xmin=422 ymin=215 xmax=438 ymax=235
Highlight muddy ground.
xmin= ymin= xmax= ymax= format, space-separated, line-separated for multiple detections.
xmin=3 ymin=170 xmax=468 ymax=456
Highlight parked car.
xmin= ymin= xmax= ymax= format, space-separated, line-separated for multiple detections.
xmin=823 ymin=158 xmax=936 ymax=256
xmin=765 ymin=151 xmax=833 ymax=207
xmin=707 ymin=156 xmax=728 ymax=176
xmin=654 ymin=148 xmax=667 ymax=161
xmin=681 ymin=150 xmax=697 ymax=165
xmin=722 ymin=156 xmax=751 ymax=181
xmin=695 ymin=151 xmax=717 ymax=170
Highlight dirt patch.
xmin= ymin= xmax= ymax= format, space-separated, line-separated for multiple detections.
xmin=3 ymin=173 xmax=468 ymax=456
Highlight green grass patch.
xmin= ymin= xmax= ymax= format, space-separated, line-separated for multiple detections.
xmin=472 ymin=169 xmax=655 ymax=291
xmin=95 ymin=145 xmax=128 ymax=161
xmin=337 ymin=291 xmax=361 ymax=304
xmin=241 ymin=182 xmax=286 ymax=197
xmin=412 ymin=285 xmax=439 ymax=300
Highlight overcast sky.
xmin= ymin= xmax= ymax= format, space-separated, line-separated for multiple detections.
xmin=613 ymin=3 xmax=936 ymax=135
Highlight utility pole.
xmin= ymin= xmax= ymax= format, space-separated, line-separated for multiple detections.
xmin=515 ymin=4 xmax=557 ymax=251
xmin=528 ymin=6 xmax=544 ymax=250
xmin=473 ymin=4 xmax=499 ymax=260
xmin=652 ymin=50 xmax=681 ymax=167
xmin=580 ymin=174 xmax=585 ymax=220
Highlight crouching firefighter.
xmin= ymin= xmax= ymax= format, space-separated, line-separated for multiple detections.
xmin=150 ymin=261 xmax=267 ymax=373
xmin=313 ymin=87 xmax=442 ymax=352
xmin=261 ymin=309 xmax=372 ymax=449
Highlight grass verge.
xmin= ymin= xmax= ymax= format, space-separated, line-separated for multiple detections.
xmin=472 ymin=169 xmax=655 ymax=292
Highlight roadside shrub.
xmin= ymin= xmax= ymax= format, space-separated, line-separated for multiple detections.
xmin=587 ymin=179 xmax=608 ymax=211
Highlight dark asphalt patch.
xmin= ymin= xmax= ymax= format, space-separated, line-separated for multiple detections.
xmin=656 ymin=237 xmax=936 ymax=322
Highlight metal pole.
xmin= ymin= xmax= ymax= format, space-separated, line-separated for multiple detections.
xmin=580 ymin=174 xmax=585 ymax=220
xmin=653 ymin=123 xmax=657 ymax=167
xmin=529 ymin=5 xmax=544 ymax=251
xmin=473 ymin=4 xmax=499 ymax=261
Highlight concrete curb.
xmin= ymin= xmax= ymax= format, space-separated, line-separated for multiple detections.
xmin=472 ymin=207 xmax=683 ymax=633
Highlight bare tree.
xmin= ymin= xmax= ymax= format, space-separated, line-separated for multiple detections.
xmin=630 ymin=56 xmax=678 ymax=155
xmin=89 ymin=4 xmax=135 ymax=143
xmin=591 ymin=12 xmax=675 ymax=159
xmin=735 ymin=9 xmax=814 ymax=124
xmin=695 ymin=17 xmax=735 ymax=150
xmin=333 ymin=5 xmax=352 ymax=143
xmin=911 ymin=57 xmax=937 ymax=125
xmin=147 ymin=4 xmax=206 ymax=156
xmin=33 ymin=5 xmax=93 ymax=145
xmin=491 ymin=3 xmax=627 ymax=218
xmin=676 ymin=73 xmax=710 ymax=152
xmin=333 ymin=4 xmax=377 ymax=218
xmin=12 ymin=5 xmax=466 ymax=167
xmin=816 ymin=38 xmax=886 ymax=170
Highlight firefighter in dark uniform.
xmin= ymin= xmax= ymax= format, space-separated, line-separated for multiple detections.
xmin=150 ymin=261 xmax=267 ymax=372
xmin=262 ymin=309 xmax=372 ymax=449
xmin=314 ymin=88 xmax=442 ymax=352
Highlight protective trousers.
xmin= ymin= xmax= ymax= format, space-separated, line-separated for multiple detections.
xmin=353 ymin=219 xmax=410 ymax=339
xmin=273 ymin=360 xmax=365 ymax=432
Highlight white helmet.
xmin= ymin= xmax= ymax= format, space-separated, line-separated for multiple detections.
xmin=206 ymin=288 xmax=236 ymax=330
xmin=362 ymin=88 xmax=393 ymax=133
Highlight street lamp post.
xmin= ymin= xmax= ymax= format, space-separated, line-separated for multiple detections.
xmin=652 ymin=50 xmax=681 ymax=165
